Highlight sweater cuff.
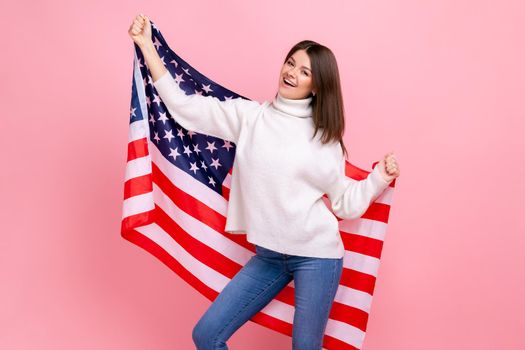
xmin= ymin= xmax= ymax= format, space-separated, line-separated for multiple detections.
xmin=369 ymin=164 xmax=392 ymax=192
xmin=152 ymin=70 xmax=188 ymax=102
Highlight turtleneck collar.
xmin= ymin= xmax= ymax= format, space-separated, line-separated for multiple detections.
xmin=271 ymin=92 xmax=313 ymax=118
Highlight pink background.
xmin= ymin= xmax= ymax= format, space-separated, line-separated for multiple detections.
xmin=2 ymin=0 xmax=524 ymax=349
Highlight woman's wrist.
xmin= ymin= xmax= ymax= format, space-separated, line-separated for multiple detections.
xmin=139 ymin=40 xmax=155 ymax=53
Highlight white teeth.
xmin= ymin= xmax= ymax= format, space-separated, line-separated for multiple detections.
xmin=284 ymin=78 xmax=295 ymax=87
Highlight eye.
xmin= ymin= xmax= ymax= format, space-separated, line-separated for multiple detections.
xmin=302 ymin=71 xmax=309 ymax=76
xmin=287 ymin=61 xmax=293 ymax=66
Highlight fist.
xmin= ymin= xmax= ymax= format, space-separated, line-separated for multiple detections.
xmin=128 ymin=13 xmax=152 ymax=48
xmin=377 ymin=152 xmax=400 ymax=183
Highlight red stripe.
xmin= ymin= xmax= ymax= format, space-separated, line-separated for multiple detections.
xmin=121 ymin=210 xmax=155 ymax=233
xmin=341 ymin=268 xmax=376 ymax=295
xmin=361 ymin=202 xmax=391 ymax=223
xmin=127 ymin=137 xmax=149 ymax=161
xmin=221 ymin=183 xmax=230 ymax=201
xmin=123 ymin=173 xmax=152 ymax=199
xmin=324 ymin=334 xmax=360 ymax=350
xmin=341 ymin=232 xmax=384 ymax=259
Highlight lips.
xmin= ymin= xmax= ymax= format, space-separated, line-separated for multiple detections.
xmin=283 ymin=76 xmax=296 ymax=87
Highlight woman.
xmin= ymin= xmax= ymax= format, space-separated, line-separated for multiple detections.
xmin=129 ymin=14 xmax=400 ymax=350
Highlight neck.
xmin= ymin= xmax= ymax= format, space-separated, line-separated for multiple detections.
xmin=271 ymin=92 xmax=313 ymax=118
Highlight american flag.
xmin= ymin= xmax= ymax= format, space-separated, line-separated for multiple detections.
xmin=121 ymin=21 xmax=396 ymax=350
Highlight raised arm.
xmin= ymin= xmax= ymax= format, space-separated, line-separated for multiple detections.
xmin=129 ymin=14 xmax=261 ymax=142
xmin=130 ymin=15 xmax=168 ymax=83
xmin=327 ymin=158 xmax=393 ymax=220
xmin=151 ymin=70 xmax=262 ymax=142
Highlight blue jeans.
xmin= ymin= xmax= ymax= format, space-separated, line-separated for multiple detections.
xmin=192 ymin=244 xmax=344 ymax=350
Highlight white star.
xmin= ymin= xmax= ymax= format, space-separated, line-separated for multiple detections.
xmin=183 ymin=144 xmax=193 ymax=156
xmin=152 ymin=37 xmax=162 ymax=50
xmin=152 ymin=93 xmax=162 ymax=107
xmin=222 ymin=140 xmax=234 ymax=151
xmin=170 ymin=59 xmax=178 ymax=68
xmin=183 ymin=67 xmax=191 ymax=76
xmin=202 ymin=84 xmax=213 ymax=93
xmin=205 ymin=141 xmax=217 ymax=153
xmin=194 ymin=89 xmax=203 ymax=95
xmin=158 ymin=111 xmax=169 ymax=124
xmin=169 ymin=147 xmax=181 ymax=160
xmin=189 ymin=161 xmax=199 ymax=174
xmin=138 ymin=58 xmax=144 ymax=68
xmin=225 ymin=95 xmax=233 ymax=100
xmin=146 ymin=96 xmax=151 ymax=107
xmin=163 ymin=128 xmax=175 ymax=142
xmin=210 ymin=157 xmax=222 ymax=170
xmin=160 ymin=55 xmax=166 ymax=65
xmin=193 ymin=143 xmax=201 ymax=155
xmin=130 ymin=107 xmax=137 ymax=118
xmin=187 ymin=130 xmax=197 ymax=139
xmin=147 ymin=75 xmax=153 ymax=85
xmin=174 ymin=73 xmax=185 ymax=84
xmin=149 ymin=113 xmax=156 ymax=125
xmin=200 ymin=160 xmax=208 ymax=171
xmin=153 ymin=131 xmax=160 ymax=143
xmin=176 ymin=128 xmax=185 ymax=140
xmin=208 ymin=176 xmax=216 ymax=187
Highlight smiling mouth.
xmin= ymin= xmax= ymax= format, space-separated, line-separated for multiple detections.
xmin=283 ymin=76 xmax=296 ymax=87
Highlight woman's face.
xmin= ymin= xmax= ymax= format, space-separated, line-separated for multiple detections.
xmin=278 ymin=49 xmax=315 ymax=100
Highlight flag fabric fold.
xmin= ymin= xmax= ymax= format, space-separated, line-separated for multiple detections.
xmin=122 ymin=21 xmax=396 ymax=350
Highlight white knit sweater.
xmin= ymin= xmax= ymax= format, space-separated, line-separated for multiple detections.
xmin=153 ymin=70 xmax=393 ymax=258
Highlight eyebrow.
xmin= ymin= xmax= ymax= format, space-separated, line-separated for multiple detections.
xmin=289 ymin=57 xmax=311 ymax=71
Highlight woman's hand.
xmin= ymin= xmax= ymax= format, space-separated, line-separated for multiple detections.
xmin=128 ymin=13 xmax=152 ymax=48
xmin=377 ymin=152 xmax=400 ymax=183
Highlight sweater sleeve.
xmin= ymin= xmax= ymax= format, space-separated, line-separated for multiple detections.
xmin=152 ymin=70 xmax=262 ymax=142
xmin=327 ymin=158 xmax=393 ymax=220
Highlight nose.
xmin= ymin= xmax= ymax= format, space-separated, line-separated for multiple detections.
xmin=286 ymin=69 xmax=297 ymax=79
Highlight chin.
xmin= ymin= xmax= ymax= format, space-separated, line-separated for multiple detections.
xmin=279 ymin=89 xmax=299 ymax=100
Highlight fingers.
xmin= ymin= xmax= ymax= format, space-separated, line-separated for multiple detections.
xmin=384 ymin=152 xmax=400 ymax=176
xmin=130 ymin=13 xmax=147 ymax=35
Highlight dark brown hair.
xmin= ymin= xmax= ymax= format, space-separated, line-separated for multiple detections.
xmin=281 ymin=40 xmax=349 ymax=159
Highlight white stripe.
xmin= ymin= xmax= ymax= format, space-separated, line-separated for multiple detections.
xmin=325 ymin=317 xmax=365 ymax=349
xmin=343 ymin=250 xmax=381 ymax=277
xmin=125 ymin=156 xmax=152 ymax=182
xmin=374 ymin=185 xmax=394 ymax=205
xmin=129 ymin=119 xmax=149 ymax=142
xmin=131 ymin=53 xmax=151 ymax=142
xmin=122 ymin=192 xmax=155 ymax=219
xmin=136 ymin=222 xmax=231 ymax=292
xmin=334 ymin=284 xmax=372 ymax=313
xmin=339 ymin=217 xmax=388 ymax=241
xmin=222 ymin=171 xmax=232 ymax=188
xmin=136 ymin=223 xmax=365 ymax=349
